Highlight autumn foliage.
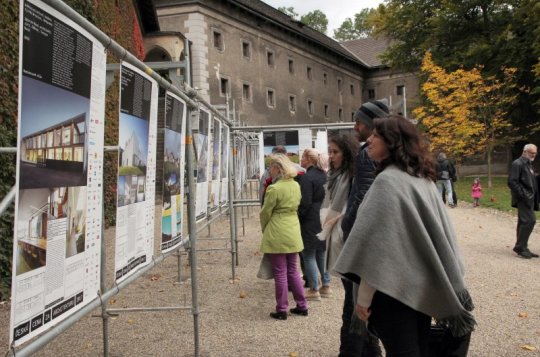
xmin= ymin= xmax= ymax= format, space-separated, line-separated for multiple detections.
xmin=414 ymin=52 xmax=521 ymax=186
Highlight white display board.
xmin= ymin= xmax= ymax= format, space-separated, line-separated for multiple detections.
xmin=195 ymin=108 xmax=211 ymax=222
xmin=161 ymin=92 xmax=186 ymax=253
xmin=11 ymin=0 xmax=106 ymax=345
xmin=259 ymin=129 xmax=312 ymax=175
xmin=209 ymin=118 xmax=221 ymax=213
xmin=219 ymin=125 xmax=230 ymax=205
xmin=114 ymin=62 xmax=158 ymax=282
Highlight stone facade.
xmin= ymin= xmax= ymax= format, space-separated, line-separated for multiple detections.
xmin=154 ymin=0 xmax=369 ymax=126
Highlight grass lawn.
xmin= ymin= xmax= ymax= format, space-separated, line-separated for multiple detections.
xmin=454 ymin=175 xmax=540 ymax=218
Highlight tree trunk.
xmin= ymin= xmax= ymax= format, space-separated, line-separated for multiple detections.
xmin=487 ymin=145 xmax=493 ymax=188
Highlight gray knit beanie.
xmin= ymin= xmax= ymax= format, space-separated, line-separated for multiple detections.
xmin=353 ymin=99 xmax=390 ymax=128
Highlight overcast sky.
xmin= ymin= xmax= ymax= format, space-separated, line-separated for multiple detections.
xmin=261 ymin=0 xmax=384 ymax=38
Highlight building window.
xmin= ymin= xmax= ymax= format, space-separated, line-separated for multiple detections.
xmin=307 ymin=66 xmax=313 ymax=80
xmin=323 ymin=72 xmax=328 ymax=86
xmin=242 ymin=83 xmax=252 ymax=102
xmin=289 ymin=95 xmax=297 ymax=112
xmin=324 ymin=104 xmax=329 ymax=118
xmin=241 ymin=40 xmax=251 ymax=59
xmin=397 ymin=85 xmax=404 ymax=96
xmin=267 ymin=50 xmax=274 ymax=67
xmin=337 ymin=78 xmax=343 ymax=92
xmin=213 ymin=30 xmax=223 ymax=51
xmin=350 ymin=84 xmax=355 ymax=95
xmin=267 ymin=88 xmax=275 ymax=108
xmin=368 ymin=89 xmax=375 ymax=99
xmin=338 ymin=108 xmax=343 ymax=121
xmin=220 ymin=77 xmax=230 ymax=97
xmin=307 ymin=99 xmax=313 ymax=116
xmin=288 ymin=59 xmax=294 ymax=74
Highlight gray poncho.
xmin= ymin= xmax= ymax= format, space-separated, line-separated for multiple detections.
xmin=334 ymin=166 xmax=475 ymax=337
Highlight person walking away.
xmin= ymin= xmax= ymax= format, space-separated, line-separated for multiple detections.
xmin=317 ymin=135 xmax=357 ymax=280
xmin=471 ymin=177 xmax=483 ymax=207
xmin=340 ymin=99 xmax=389 ymax=357
xmin=508 ymin=143 xmax=539 ymax=259
xmin=436 ymin=152 xmax=456 ymax=207
xmin=298 ymin=148 xmax=329 ymax=301
xmin=334 ymin=115 xmax=476 ymax=356
xmin=260 ymin=153 xmax=308 ymax=319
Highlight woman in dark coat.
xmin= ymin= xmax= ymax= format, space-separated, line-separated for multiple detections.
xmin=298 ymin=148 xmax=329 ymax=301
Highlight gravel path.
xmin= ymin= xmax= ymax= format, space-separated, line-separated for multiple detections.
xmin=1 ymin=202 xmax=539 ymax=356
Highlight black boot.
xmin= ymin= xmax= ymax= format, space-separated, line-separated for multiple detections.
xmin=270 ymin=311 xmax=287 ymax=320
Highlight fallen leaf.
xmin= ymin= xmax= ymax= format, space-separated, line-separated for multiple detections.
xmin=518 ymin=312 xmax=528 ymax=318
xmin=254 ymin=251 xmax=261 ymax=256
xmin=109 ymin=299 xmax=116 ymax=305
xmin=289 ymin=352 xmax=298 ymax=357
xmin=521 ymin=345 xmax=537 ymax=351
xmin=239 ymin=291 xmax=247 ymax=298
xmin=127 ymin=319 xmax=135 ymax=324
xmin=150 ymin=274 xmax=161 ymax=281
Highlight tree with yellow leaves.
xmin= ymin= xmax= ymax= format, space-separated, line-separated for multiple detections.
xmin=414 ymin=52 xmax=520 ymax=187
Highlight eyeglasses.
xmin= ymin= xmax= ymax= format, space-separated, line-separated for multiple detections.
xmin=526 ymin=150 xmax=537 ymax=156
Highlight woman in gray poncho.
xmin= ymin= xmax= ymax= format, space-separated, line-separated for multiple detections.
xmin=334 ymin=115 xmax=475 ymax=356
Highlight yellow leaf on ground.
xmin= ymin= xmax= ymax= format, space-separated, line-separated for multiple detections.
xmin=289 ymin=352 xmax=298 ymax=357
xmin=127 ymin=319 xmax=135 ymax=324
xmin=518 ymin=312 xmax=528 ymax=318
xmin=521 ymin=345 xmax=537 ymax=351
xmin=239 ymin=291 xmax=247 ymax=298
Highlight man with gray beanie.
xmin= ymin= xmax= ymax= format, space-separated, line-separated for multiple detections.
xmin=338 ymin=99 xmax=389 ymax=357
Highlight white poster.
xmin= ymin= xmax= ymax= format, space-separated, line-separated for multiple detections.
xmin=114 ymin=62 xmax=157 ymax=282
xmin=195 ymin=108 xmax=211 ymax=222
xmin=161 ymin=92 xmax=186 ymax=253
xmin=219 ymin=125 xmax=230 ymax=205
xmin=298 ymin=128 xmax=313 ymax=159
xmin=260 ymin=130 xmax=301 ymax=177
xmin=11 ymin=0 xmax=106 ymax=345
xmin=209 ymin=118 xmax=221 ymax=213
xmin=315 ymin=130 xmax=328 ymax=155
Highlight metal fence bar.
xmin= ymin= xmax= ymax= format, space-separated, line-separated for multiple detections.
xmin=107 ymin=306 xmax=191 ymax=313
xmin=9 ymin=245 xmax=182 ymax=357
xmin=0 ymin=185 xmax=16 ymax=218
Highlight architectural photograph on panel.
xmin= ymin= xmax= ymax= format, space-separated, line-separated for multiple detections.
xmin=15 ymin=186 xmax=87 ymax=275
xmin=19 ymin=76 xmax=89 ymax=189
xmin=196 ymin=111 xmax=210 ymax=184
xmin=263 ymin=131 xmax=300 ymax=166
xmin=161 ymin=128 xmax=183 ymax=243
xmin=117 ymin=113 xmax=149 ymax=207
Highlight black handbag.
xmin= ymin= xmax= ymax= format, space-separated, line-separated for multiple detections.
xmin=428 ymin=323 xmax=471 ymax=357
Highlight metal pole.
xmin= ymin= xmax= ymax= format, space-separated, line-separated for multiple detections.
xmin=185 ymin=106 xmax=200 ymax=357
xmin=228 ymin=130 xmax=238 ymax=278
xmin=0 ymin=147 xmax=17 ymax=153
xmin=100 ymin=194 xmax=110 ymax=357
xmin=9 ymin=246 xmax=179 ymax=357
xmin=231 ymin=122 xmax=353 ymax=131
xmin=0 ymin=185 xmax=16 ymax=217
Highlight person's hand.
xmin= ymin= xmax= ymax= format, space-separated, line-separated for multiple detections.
xmin=355 ymin=304 xmax=371 ymax=321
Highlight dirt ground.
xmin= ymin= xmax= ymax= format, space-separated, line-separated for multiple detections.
xmin=1 ymin=200 xmax=539 ymax=356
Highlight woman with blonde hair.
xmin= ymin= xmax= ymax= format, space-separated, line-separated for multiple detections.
xmin=298 ymin=148 xmax=329 ymax=301
xmin=260 ymin=153 xmax=308 ymax=320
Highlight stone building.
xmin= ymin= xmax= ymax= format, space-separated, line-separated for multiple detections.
xmin=149 ymin=0 xmax=419 ymax=125
xmin=341 ymin=38 xmax=420 ymax=118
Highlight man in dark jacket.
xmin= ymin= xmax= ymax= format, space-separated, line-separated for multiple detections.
xmin=339 ymin=100 xmax=389 ymax=357
xmin=436 ymin=152 xmax=456 ymax=207
xmin=508 ymin=143 xmax=539 ymax=259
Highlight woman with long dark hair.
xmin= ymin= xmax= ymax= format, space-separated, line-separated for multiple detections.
xmin=334 ymin=115 xmax=475 ymax=356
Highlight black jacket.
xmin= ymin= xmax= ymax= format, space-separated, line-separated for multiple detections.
xmin=341 ymin=143 xmax=376 ymax=241
xmin=508 ymin=156 xmax=539 ymax=210
xmin=436 ymin=159 xmax=456 ymax=181
xmin=298 ymin=166 xmax=327 ymax=250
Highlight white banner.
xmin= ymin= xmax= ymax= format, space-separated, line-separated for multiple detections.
xmin=114 ymin=61 xmax=157 ymax=282
xmin=195 ymin=107 xmax=211 ymax=222
xmin=161 ymin=92 xmax=186 ymax=253
xmin=11 ymin=0 xmax=106 ymax=345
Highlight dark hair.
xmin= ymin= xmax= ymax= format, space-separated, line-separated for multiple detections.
xmin=328 ymin=134 xmax=358 ymax=178
xmin=272 ymin=145 xmax=287 ymax=154
xmin=372 ymin=115 xmax=436 ymax=181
